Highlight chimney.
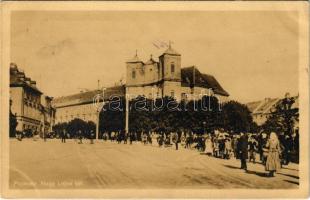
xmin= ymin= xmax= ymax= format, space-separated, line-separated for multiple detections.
xmin=30 ymin=80 xmax=36 ymax=87
xmin=25 ymin=77 xmax=31 ymax=85
xmin=10 ymin=63 xmax=18 ymax=69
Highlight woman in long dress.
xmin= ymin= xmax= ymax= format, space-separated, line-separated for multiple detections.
xmin=265 ymin=132 xmax=281 ymax=177
xmin=204 ymin=135 xmax=213 ymax=156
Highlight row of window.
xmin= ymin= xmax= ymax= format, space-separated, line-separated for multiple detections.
xmin=24 ymin=100 xmax=41 ymax=109
xmin=24 ymin=93 xmax=40 ymax=104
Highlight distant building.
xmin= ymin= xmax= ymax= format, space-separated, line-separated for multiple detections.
xmin=247 ymin=94 xmax=299 ymax=126
xmin=125 ymin=44 xmax=229 ymax=102
xmin=53 ymin=86 xmax=125 ymax=124
xmin=10 ymin=63 xmax=43 ymax=133
xmin=41 ymin=95 xmax=56 ymax=134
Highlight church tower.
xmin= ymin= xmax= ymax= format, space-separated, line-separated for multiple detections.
xmin=159 ymin=43 xmax=182 ymax=99
xmin=126 ymin=51 xmax=144 ymax=87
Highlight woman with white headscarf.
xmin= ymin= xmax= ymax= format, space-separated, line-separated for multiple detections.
xmin=265 ymin=132 xmax=281 ymax=177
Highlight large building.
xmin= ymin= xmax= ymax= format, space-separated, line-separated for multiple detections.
xmin=247 ymin=94 xmax=299 ymax=126
xmin=41 ymin=95 xmax=56 ymax=134
xmin=53 ymin=86 xmax=125 ymax=124
xmin=125 ymin=45 xmax=229 ymax=102
xmin=10 ymin=63 xmax=55 ymax=135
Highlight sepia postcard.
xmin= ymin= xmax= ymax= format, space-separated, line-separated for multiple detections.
xmin=0 ymin=1 xmax=309 ymax=199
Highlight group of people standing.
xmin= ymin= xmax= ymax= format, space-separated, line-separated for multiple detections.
xmin=133 ymin=130 xmax=297 ymax=177
xmin=54 ymin=128 xmax=298 ymax=177
xmin=236 ymin=132 xmax=283 ymax=177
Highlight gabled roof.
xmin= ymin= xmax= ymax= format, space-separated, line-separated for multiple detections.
xmin=181 ymin=66 xmax=229 ymax=96
xmin=247 ymin=98 xmax=280 ymax=114
xmin=247 ymin=95 xmax=299 ymax=115
xmin=246 ymin=101 xmax=262 ymax=113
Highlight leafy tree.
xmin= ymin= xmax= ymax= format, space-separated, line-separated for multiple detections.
xmin=53 ymin=122 xmax=68 ymax=137
xmin=262 ymin=97 xmax=298 ymax=135
xmin=99 ymin=97 xmax=125 ymax=134
xmin=220 ymin=100 xmax=255 ymax=134
xmin=53 ymin=118 xmax=96 ymax=138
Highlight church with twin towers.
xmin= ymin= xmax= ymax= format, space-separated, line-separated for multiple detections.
xmin=125 ymin=44 xmax=229 ymax=102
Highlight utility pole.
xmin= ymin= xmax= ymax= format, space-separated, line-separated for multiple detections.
xmin=125 ymin=96 xmax=129 ymax=134
xmin=96 ymin=109 xmax=100 ymax=141
xmin=96 ymin=88 xmax=105 ymax=142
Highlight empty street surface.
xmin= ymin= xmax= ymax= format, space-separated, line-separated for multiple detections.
xmin=10 ymin=139 xmax=299 ymax=189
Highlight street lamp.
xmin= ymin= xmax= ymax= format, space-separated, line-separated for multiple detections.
xmin=203 ymin=121 xmax=206 ymax=134
xmin=96 ymin=88 xmax=105 ymax=142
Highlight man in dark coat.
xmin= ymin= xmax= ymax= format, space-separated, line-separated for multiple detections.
xmin=237 ymin=132 xmax=248 ymax=171
xmin=172 ymin=132 xmax=179 ymax=150
xmin=61 ymin=129 xmax=66 ymax=143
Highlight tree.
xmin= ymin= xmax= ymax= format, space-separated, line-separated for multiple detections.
xmin=99 ymin=97 xmax=125 ymax=134
xmin=262 ymin=97 xmax=298 ymax=135
xmin=53 ymin=118 xmax=97 ymax=138
xmin=53 ymin=122 xmax=68 ymax=137
xmin=220 ymin=101 xmax=255 ymax=134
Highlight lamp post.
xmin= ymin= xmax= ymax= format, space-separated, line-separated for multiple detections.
xmin=96 ymin=88 xmax=105 ymax=142
xmin=125 ymin=95 xmax=129 ymax=134
xmin=203 ymin=121 xmax=206 ymax=134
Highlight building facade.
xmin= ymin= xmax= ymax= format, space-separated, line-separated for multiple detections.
xmin=10 ymin=63 xmax=54 ymax=134
xmin=53 ymin=86 xmax=125 ymax=124
xmin=125 ymin=45 xmax=229 ymax=102
xmin=41 ymin=96 xmax=56 ymax=134
xmin=247 ymin=94 xmax=299 ymax=126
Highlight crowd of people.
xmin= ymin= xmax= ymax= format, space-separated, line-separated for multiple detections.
xmin=16 ymin=127 xmax=299 ymax=177
xmin=100 ymin=129 xmax=299 ymax=177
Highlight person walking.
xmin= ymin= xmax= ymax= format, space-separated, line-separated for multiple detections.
xmin=265 ymin=132 xmax=281 ymax=177
xmin=231 ymin=136 xmax=238 ymax=158
xmin=213 ymin=138 xmax=219 ymax=158
xmin=224 ymin=138 xmax=232 ymax=159
xmin=90 ymin=130 xmax=95 ymax=144
xmin=61 ymin=129 xmax=66 ymax=143
xmin=204 ymin=135 xmax=213 ymax=156
xmin=78 ymin=130 xmax=83 ymax=144
xmin=129 ymin=132 xmax=134 ymax=145
xmin=237 ymin=132 xmax=248 ymax=171
xmin=248 ymin=136 xmax=258 ymax=163
xmin=172 ymin=132 xmax=179 ymax=150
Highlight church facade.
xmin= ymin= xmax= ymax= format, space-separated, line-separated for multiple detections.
xmin=125 ymin=45 xmax=229 ymax=102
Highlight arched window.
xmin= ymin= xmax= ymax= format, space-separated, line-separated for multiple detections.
xmin=171 ymin=63 xmax=175 ymax=73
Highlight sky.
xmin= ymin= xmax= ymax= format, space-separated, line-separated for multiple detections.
xmin=11 ymin=11 xmax=299 ymax=103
